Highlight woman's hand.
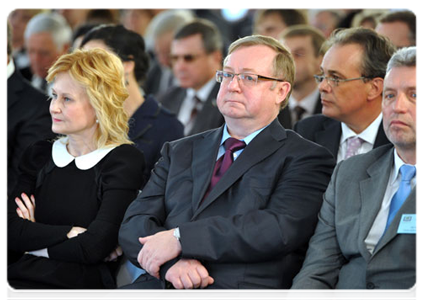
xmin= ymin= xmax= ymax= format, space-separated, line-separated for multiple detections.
xmin=67 ymin=226 xmax=87 ymax=239
xmin=15 ymin=193 xmax=36 ymax=222
xmin=104 ymin=245 xmax=123 ymax=262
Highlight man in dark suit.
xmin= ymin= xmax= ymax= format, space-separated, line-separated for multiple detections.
xmin=7 ymin=22 xmax=53 ymax=199
xmin=119 ymin=35 xmax=335 ymax=289
xmin=294 ymin=27 xmax=396 ymax=162
xmin=277 ymin=25 xmax=326 ymax=129
xmin=292 ymin=46 xmax=416 ymax=289
xmin=158 ymin=19 xmax=224 ymax=136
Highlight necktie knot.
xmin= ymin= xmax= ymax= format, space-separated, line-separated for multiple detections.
xmin=400 ymin=165 xmax=416 ymax=182
xmin=224 ymin=137 xmax=246 ymax=153
xmin=293 ymin=106 xmax=306 ymax=123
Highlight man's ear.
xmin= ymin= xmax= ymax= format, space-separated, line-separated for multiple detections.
xmin=367 ymin=77 xmax=384 ymax=101
xmin=276 ymin=81 xmax=291 ymax=106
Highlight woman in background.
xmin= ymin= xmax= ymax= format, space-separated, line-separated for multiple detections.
xmin=8 ymin=48 xmax=145 ymax=289
xmin=80 ymin=24 xmax=184 ymax=183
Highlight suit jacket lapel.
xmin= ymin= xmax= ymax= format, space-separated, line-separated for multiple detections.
xmin=191 ymin=128 xmax=223 ymax=212
xmin=192 ymin=119 xmax=286 ymax=219
xmin=315 ymin=118 xmax=341 ymax=158
xmin=358 ymin=148 xmax=394 ymax=258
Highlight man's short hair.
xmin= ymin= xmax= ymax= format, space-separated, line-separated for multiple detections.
xmin=24 ymin=12 xmax=72 ymax=52
xmin=280 ymin=24 xmax=327 ymax=57
xmin=4 ymin=18 xmax=13 ymax=56
xmin=254 ymin=9 xmax=307 ymax=30
xmin=386 ymin=46 xmax=416 ymax=73
xmin=149 ymin=9 xmax=195 ymax=39
xmin=173 ymin=18 xmax=223 ymax=54
xmin=226 ymin=35 xmax=295 ymax=109
xmin=324 ymin=27 xmax=396 ymax=79
xmin=379 ymin=10 xmax=416 ymax=46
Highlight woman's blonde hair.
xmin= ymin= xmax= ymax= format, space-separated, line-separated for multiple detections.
xmin=46 ymin=48 xmax=132 ymax=148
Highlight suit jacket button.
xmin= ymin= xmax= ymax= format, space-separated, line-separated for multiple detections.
xmin=366 ymin=282 xmax=375 ymax=289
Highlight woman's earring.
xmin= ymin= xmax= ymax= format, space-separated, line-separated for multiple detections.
xmin=96 ymin=119 xmax=99 ymax=124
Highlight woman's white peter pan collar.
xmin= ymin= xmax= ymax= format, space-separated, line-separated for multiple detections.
xmin=52 ymin=137 xmax=116 ymax=170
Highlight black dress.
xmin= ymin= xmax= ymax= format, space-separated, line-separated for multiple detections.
xmin=8 ymin=138 xmax=145 ymax=289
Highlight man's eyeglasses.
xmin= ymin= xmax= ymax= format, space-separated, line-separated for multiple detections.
xmin=216 ymin=70 xmax=285 ymax=86
xmin=170 ymin=53 xmax=204 ymax=64
xmin=314 ymin=75 xmax=369 ymax=87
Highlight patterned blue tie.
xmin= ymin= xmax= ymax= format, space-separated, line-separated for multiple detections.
xmin=385 ymin=165 xmax=416 ymax=230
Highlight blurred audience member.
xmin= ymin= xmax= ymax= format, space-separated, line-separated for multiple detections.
xmin=121 ymin=9 xmax=164 ymax=46
xmin=144 ymin=9 xmax=195 ymax=98
xmin=23 ymin=12 xmax=72 ymax=95
xmin=86 ymin=9 xmax=120 ymax=25
xmin=56 ymin=9 xmax=89 ymax=29
xmin=309 ymin=10 xmax=343 ymax=38
xmin=278 ymin=25 xmax=327 ymax=128
xmin=351 ymin=9 xmax=389 ymax=29
xmin=294 ymin=28 xmax=396 ymax=162
xmin=7 ymin=9 xmax=42 ymax=71
xmin=71 ymin=23 xmax=99 ymax=50
xmin=81 ymin=24 xmax=184 ymax=182
xmin=292 ymin=46 xmax=416 ymax=289
xmin=7 ymin=22 xmax=53 ymax=200
xmin=159 ymin=19 xmax=224 ymax=136
xmin=8 ymin=48 xmax=146 ymax=289
xmin=253 ymin=9 xmax=308 ymax=39
xmin=376 ymin=10 xmax=416 ymax=48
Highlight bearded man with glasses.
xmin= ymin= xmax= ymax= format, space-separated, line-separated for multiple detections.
xmin=119 ymin=35 xmax=335 ymax=289
xmin=294 ymin=27 xmax=396 ymax=163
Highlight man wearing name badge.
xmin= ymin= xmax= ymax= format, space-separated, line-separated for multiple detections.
xmin=119 ymin=35 xmax=335 ymax=289
xmin=291 ymin=46 xmax=416 ymax=289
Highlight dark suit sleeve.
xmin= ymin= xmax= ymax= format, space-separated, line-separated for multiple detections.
xmin=179 ymin=143 xmax=335 ymax=263
xmin=291 ymin=161 xmax=348 ymax=288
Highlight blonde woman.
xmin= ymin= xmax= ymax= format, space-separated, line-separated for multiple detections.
xmin=8 ymin=48 xmax=145 ymax=289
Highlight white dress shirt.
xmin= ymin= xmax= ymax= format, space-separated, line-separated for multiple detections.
xmin=337 ymin=114 xmax=382 ymax=163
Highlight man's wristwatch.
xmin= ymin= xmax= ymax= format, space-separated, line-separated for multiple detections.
xmin=173 ymin=227 xmax=180 ymax=241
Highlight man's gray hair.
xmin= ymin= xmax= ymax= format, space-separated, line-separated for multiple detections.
xmin=387 ymin=46 xmax=416 ymax=73
xmin=24 ymin=12 xmax=72 ymax=51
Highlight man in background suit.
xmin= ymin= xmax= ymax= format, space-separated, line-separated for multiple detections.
xmin=294 ymin=27 xmax=396 ymax=162
xmin=7 ymin=22 xmax=53 ymax=200
xmin=22 ymin=12 xmax=72 ymax=95
xmin=119 ymin=35 xmax=335 ymax=289
xmin=277 ymin=25 xmax=326 ymax=128
xmin=158 ymin=19 xmax=224 ymax=136
xmin=292 ymin=46 xmax=416 ymax=289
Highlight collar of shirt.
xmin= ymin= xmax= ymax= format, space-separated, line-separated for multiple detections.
xmin=187 ymin=77 xmax=216 ymax=104
xmin=216 ymin=124 xmax=267 ymax=161
xmin=340 ymin=113 xmax=383 ymax=145
xmin=288 ymin=88 xmax=320 ymax=115
xmin=7 ymin=59 xmax=15 ymax=79
xmin=52 ymin=137 xmax=116 ymax=170
xmin=391 ymin=148 xmax=417 ymax=186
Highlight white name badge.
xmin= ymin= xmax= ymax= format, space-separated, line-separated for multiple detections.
xmin=397 ymin=214 xmax=416 ymax=234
